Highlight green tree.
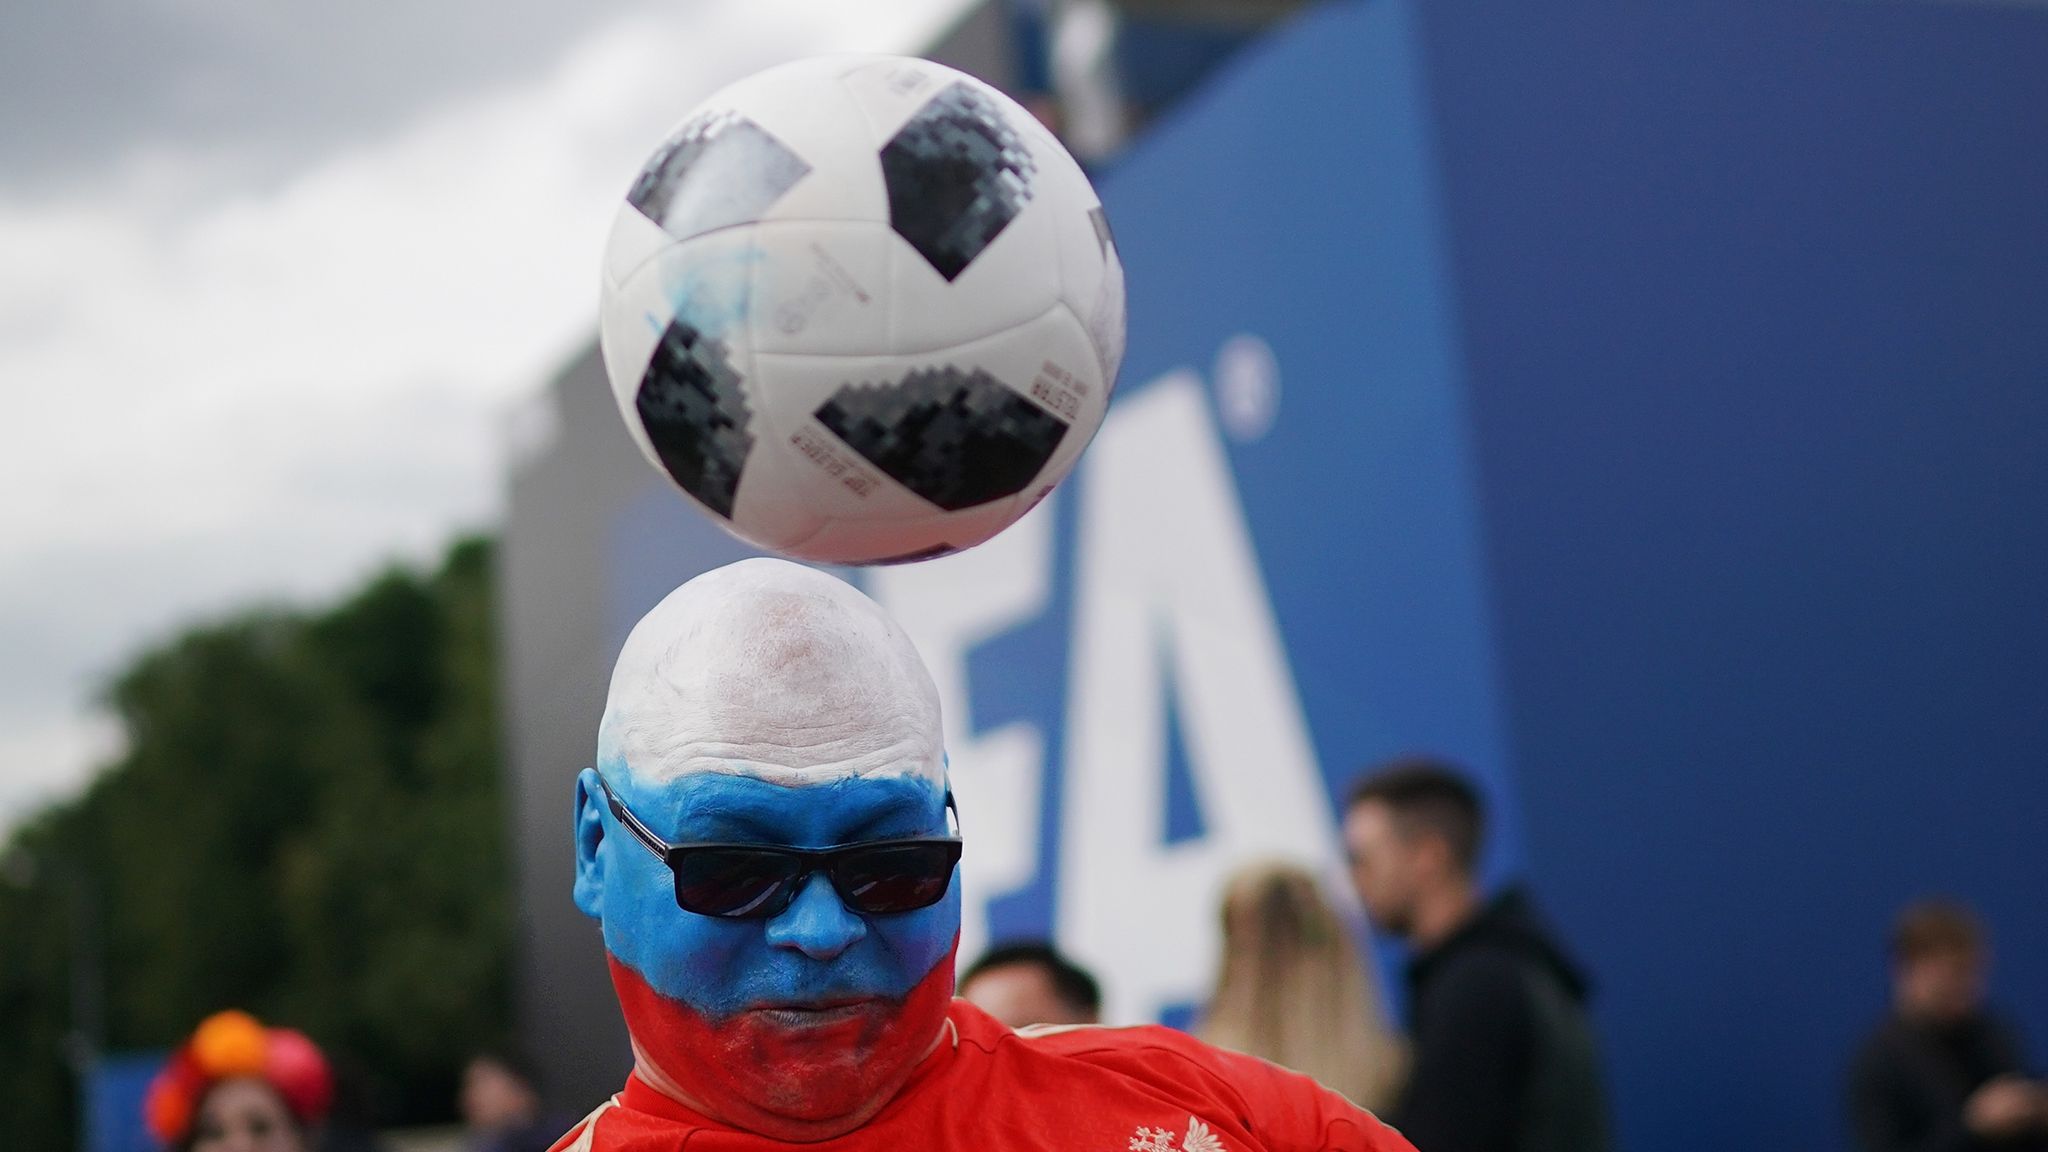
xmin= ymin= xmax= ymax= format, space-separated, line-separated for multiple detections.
xmin=0 ymin=535 xmax=510 ymax=1145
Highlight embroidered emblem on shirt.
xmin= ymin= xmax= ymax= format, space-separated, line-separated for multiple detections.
xmin=1182 ymin=1118 xmax=1226 ymax=1152
xmin=1130 ymin=1128 xmax=1177 ymax=1152
xmin=1129 ymin=1117 xmax=1226 ymax=1152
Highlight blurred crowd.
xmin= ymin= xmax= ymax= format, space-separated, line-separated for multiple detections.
xmin=961 ymin=757 xmax=1607 ymax=1152
xmin=143 ymin=756 xmax=2045 ymax=1152
xmin=955 ymin=757 xmax=2048 ymax=1152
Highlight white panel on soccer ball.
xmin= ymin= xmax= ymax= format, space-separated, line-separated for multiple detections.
xmin=742 ymin=220 xmax=895 ymax=360
xmin=833 ymin=57 xmax=979 ymax=142
xmin=600 ymin=201 xmax=678 ymax=293
xmin=882 ymin=190 xmax=1060 ymax=357
xmin=712 ymin=438 xmax=830 ymax=555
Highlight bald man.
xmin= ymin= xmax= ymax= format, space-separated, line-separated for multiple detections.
xmin=552 ymin=559 xmax=1412 ymax=1152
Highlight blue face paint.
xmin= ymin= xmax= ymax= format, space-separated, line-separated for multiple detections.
xmin=585 ymin=768 xmax=958 ymax=1016
xmin=574 ymin=765 xmax=961 ymax=1136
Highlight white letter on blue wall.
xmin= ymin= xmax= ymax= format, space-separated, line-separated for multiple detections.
xmin=868 ymin=502 xmax=1053 ymax=970
xmin=1058 ymin=370 xmax=1340 ymax=1024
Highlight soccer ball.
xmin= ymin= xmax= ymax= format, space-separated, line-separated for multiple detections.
xmin=598 ymin=55 xmax=1125 ymax=565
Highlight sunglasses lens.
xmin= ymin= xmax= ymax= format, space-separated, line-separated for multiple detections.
xmin=671 ymin=849 xmax=803 ymax=918
xmin=831 ymin=843 xmax=960 ymax=914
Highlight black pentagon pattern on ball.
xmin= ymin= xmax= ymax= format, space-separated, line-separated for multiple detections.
xmin=814 ymin=366 xmax=1069 ymax=511
xmin=635 ymin=319 xmax=753 ymax=519
xmin=880 ymin=81 xmax=1037 ymax=282
xmin=627 ymin=109 xmax=811 ymax=243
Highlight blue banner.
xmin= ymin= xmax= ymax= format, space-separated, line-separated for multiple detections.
xmin=608 ymin=1 xmax=2048 ymax=1148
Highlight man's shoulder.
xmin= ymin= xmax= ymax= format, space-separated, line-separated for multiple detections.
xmin=1418 ymin=941 xmax=1542 ymax=1008
xmin=1848 ymin=1015 xmax=1938 ymax=1087
xmin=954 ymin=1002 xmax=1227 ymax=1079
xmin=1012 ymin=1020 xmax=1219 ymax=1064
xmin=945 ymin=1003 xmax=1415 ymax=1152
xmin=949 ymin=1001 xmax=1285 ymax=1115
xmin=1414 ymin=889 xmax=1594 ymax=1008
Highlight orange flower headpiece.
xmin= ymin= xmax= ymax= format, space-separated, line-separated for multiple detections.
xmin=142 ymin=1011 xmax=334 ymax=1146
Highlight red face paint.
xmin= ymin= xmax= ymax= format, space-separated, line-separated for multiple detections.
xmin=607 ymin=940 xmax=958 ymax=1139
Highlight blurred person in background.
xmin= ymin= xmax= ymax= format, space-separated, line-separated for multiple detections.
xmin=1199 ymin=861 xmax=1406 ymax=1113
xmin=1849 ymin=899 xmax=2048 ymax=1152
xmin=143 ymin=1010 xmax=334 ymax=1152
xmin=1343 ymin=758 xmax=1609 ymax=1152
xmin=958 ymin=940 xmax=1103 ymax=1028
xmin=463 ymin=1051 xmax=572 ymax=1152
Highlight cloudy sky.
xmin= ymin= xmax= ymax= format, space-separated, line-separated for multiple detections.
xmin=0 ymin=0 xmax=979 ymax=832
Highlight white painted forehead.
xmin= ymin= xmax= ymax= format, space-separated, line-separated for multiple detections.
xmin=600 ymin=558 xmax=945 ymax=788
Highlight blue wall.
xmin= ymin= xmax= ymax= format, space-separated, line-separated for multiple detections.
xmin=1408 ymin=0 xmax=2048 ymax=1147
xmin=605 ymin=2 xmax=2048 ymax=1148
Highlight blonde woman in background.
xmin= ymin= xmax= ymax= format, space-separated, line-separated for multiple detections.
xmin=1201 ymin=861 xmax=1408 ymax=1114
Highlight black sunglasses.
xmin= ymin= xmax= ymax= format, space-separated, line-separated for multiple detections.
xmin=594 ymin=771 xmax=963 ymax=919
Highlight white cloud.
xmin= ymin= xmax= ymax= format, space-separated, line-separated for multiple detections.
xmin=0 ymin=0 xmax=981 ymax=833
xmin=0 ymin=713 xmax=124 ymax=830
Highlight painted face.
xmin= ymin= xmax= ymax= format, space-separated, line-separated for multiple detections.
xmin=575 ymin=559 xmax=960 ymax=1140
xmin=581 ymin=769 xmax=959 ymax=1137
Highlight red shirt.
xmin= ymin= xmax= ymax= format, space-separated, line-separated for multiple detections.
xmin=550 ymin=999 xmax=1413 ymax=1152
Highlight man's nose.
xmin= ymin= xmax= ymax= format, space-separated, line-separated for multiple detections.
xmin=764 ymin=871 xmax=869 ymax=959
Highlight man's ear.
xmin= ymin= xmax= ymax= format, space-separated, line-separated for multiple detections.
xmin=572 ymin=768 xmax=608 ymax=921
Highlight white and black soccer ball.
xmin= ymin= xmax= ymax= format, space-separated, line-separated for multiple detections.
xmin=598 ymin=55 xmax=1125 ymax=565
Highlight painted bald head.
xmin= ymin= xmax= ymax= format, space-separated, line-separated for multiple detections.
xmin=572 ymin=559 xmax=961 ymax=1142
xmin=599 ymin=557 xmax=945 ymax=788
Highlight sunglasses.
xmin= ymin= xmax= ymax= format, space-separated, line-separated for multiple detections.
xmin=594 ymin=771 xmax=963 ymax=919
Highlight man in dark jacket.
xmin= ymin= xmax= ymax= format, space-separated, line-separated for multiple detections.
xmin=1848 ymin=900 xmax=2048 ymax=1152
xmin=1344 ymin=758 xmax=1610 ymax=1152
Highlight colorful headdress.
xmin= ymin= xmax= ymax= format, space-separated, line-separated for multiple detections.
xmin=143 ymin=1010 xmax=334 ymax=1146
